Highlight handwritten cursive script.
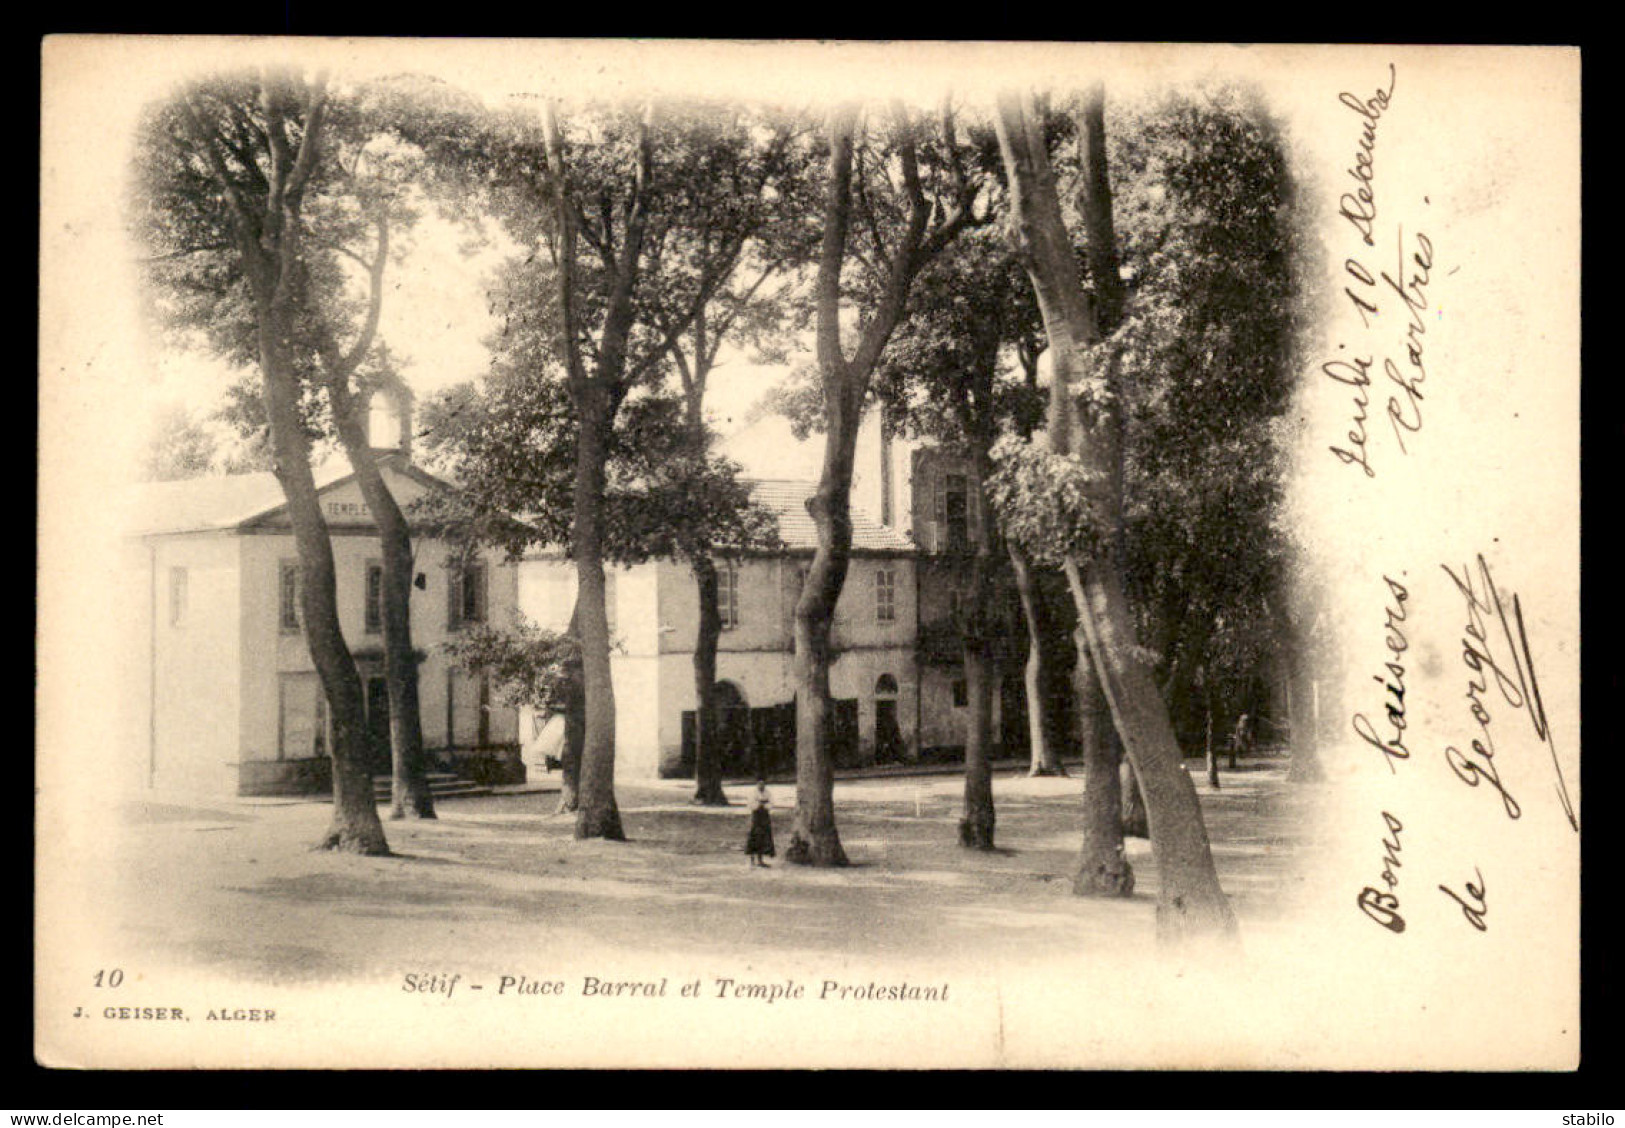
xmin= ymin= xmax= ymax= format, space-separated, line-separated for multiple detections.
xmin=1352 ymin=574 xmax=1412 ymax=770
xmin=1323 ymin=63 xmax=1449 ymax=478
xmin=1438 ymin=554 xmax=1577 ymax=829
xmin=1338 ymin=64 xmax=1398 ymax=248
xmin=1439 ymin=868 xmax=1488 ymax=932
xmin=1380 ymin=227 xmax=1434 ymax=452
xmin=1356 ymin=811 xmax=1407 ymax=933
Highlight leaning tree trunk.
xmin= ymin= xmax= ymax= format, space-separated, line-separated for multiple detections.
xmin=188 ymin=77 xmax=387 ymax=856
xmin=691 ymin=556 xmax=728 ymax=805
xmin=325 ymin=382 xmax=435 ymax=820
xmin=997 ymin=87 xmax=1235 ymax=944
xmin=1009 ymin=545 xmax=1067 ymax=776
xmin=262 ymin=352 xmax=388 ymax=855
xmin=1070 ymin=559 xmax=1236 ymax=941
xmin=787 ymin=431 xmax=857 ymax=867
xmin=1028 ymin=205 xmax=1125 ymax=898
xmin=1120 ymin=755 xmax=1149 ymax=838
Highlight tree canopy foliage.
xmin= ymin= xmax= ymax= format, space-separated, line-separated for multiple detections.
xmin=981 ymin=84 xmax=1303 ymax=727
xmin=418 ymin=371 xmax=781 ymax=566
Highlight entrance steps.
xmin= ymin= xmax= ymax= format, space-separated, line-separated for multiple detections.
xmin=372 ymin=771 xmax=491 ymax=804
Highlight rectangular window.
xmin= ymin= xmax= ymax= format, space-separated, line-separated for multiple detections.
xmin=278 ymin=673 xmax=328 ymax=759
xmin=875 ymin=567 xmax=896 ymax=623
xmin=952 ymin=679 xmax=968 ymax=709
xmin=931 ymin=475 xmax=946 ymax=552
xmin=448 ymin=560 xmax=488 ymax=629
xmin=279 ymin=561 xmax=300 ymax=632
xmin=720 ymin=565 xmax=740 ymax=631
xmin=168 ymin=566 xmax=188 ymax=627
xmin=365 ymin=562 xmax=383 ymax=634
xmin=449 ymin=668 xmax=487 ymax=746
xmin=945 ymin=473 xmax=969 ymax=553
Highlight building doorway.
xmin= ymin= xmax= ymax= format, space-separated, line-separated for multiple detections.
xmin=364 ymin=674 xmax=391 ymax=774
xmin=713 ymin=680 xmax=754 ymax=778
xmin=680 ymin=679 xmax=757 ymax=779
xmin=874 ymin=674 xmax=904 ymax=764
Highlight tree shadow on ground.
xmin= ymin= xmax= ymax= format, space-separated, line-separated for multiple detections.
xmin=121 ymin=767 xmax=1314 ymax=981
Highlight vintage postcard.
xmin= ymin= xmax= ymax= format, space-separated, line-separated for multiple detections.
xmin=36 ymin=39 xmax=1580 ymax=1070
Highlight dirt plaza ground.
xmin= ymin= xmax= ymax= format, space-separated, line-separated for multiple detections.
xmin=96 ymin=759 xmax=1323 ymax=986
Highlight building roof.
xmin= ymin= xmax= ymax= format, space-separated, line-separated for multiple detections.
xmin=747 ymin=479 xmax=914 ymax=553
xmin=122 ymin=453 xmax=447 ymax=537
xmin=126 ymin=461 xmax=913 ymax=554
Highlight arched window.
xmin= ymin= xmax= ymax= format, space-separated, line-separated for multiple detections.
xmin=875 ymin=674 xmax=899 ymax=697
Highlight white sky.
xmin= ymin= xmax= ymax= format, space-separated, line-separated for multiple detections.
xmin=132 ymin=169 xmax=806 ymax=466
xmin=50 ymin=37 xmax=1298 ymax=474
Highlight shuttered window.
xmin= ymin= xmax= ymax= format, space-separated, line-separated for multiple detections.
xmin=448 ymin=561 xmax=488 ymax=629
xmin=279 ymin=561 xmax=300 ymax=632
xmin=876 ymin=568 xmax=896 ymax=623
xmin=365 ymin=562 xmax=383 ymax=634
xmin=720 ymin=565 xmax=740 ymax=630
xmin=278 ymin=673 xmax=327 ymax=759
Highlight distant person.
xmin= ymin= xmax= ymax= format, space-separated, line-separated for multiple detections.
xmin=1229 ymin=712 xmax=1254 ymax=770
xmin=745 ymin=779 xmax=775 ymax=868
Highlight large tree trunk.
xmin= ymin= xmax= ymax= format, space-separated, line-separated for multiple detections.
xmin=691 ymin=556 xmax=728 ymax=805
xmin=1121 ymin=755 xmax=1149 ymax=838
xmin=997 ymin=87 xmax=1235 ymax=943
xmin=189 ymin=75 xmax=388 ymax=855
xmin=1069 ymin=82 xmax=1132 ymax=896
xmin=789 ymin=103 xmax=974 ymax=866
xmin=263 ymin=346 xmax=388 ymax=855
xmin=541 ymin=102 xmax=654 ymax=843
xmin=1070 ymin=559 xmax=1236 ymax=941
xmin=787 ymin=420 xmax=858 ymax=867
xmin=324 ymin=381 xmax=435 ymax=820
xmin=1009 ymin=545 xmax=1066 ymax=776
xmin=786 ymin=107 xmax=862 ymax=868
xmin=557 ymin=678 xmax=584 ymax=814
xmin=571 ymin=394 xmax=625 ymax=841
xmin=1074 ymin=638 xmax=1132 ymax=893
xmin=372 ymin=482 xmax=435 ymax=820
xmin=958 ymin=449 xmax=997 ymax=850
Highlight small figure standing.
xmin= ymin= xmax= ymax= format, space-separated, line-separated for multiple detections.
xmin=1228 ymin=711 xmax=1254 ymax=771
xmin=745 ymin=779 xmax=775 ymax=867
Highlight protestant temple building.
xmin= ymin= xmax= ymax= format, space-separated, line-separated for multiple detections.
xmin=121 ymin=403 xmax=1009 ymax=798
xmin=120 ymin=447 xmax=523 ymax=798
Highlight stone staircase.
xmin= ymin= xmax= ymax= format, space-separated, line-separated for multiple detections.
xmin=372 ymin=771 xmax=491 ymax=804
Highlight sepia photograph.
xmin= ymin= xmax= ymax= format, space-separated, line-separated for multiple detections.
xmin=36 ymin=38 xmax=1580 ymax=1071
